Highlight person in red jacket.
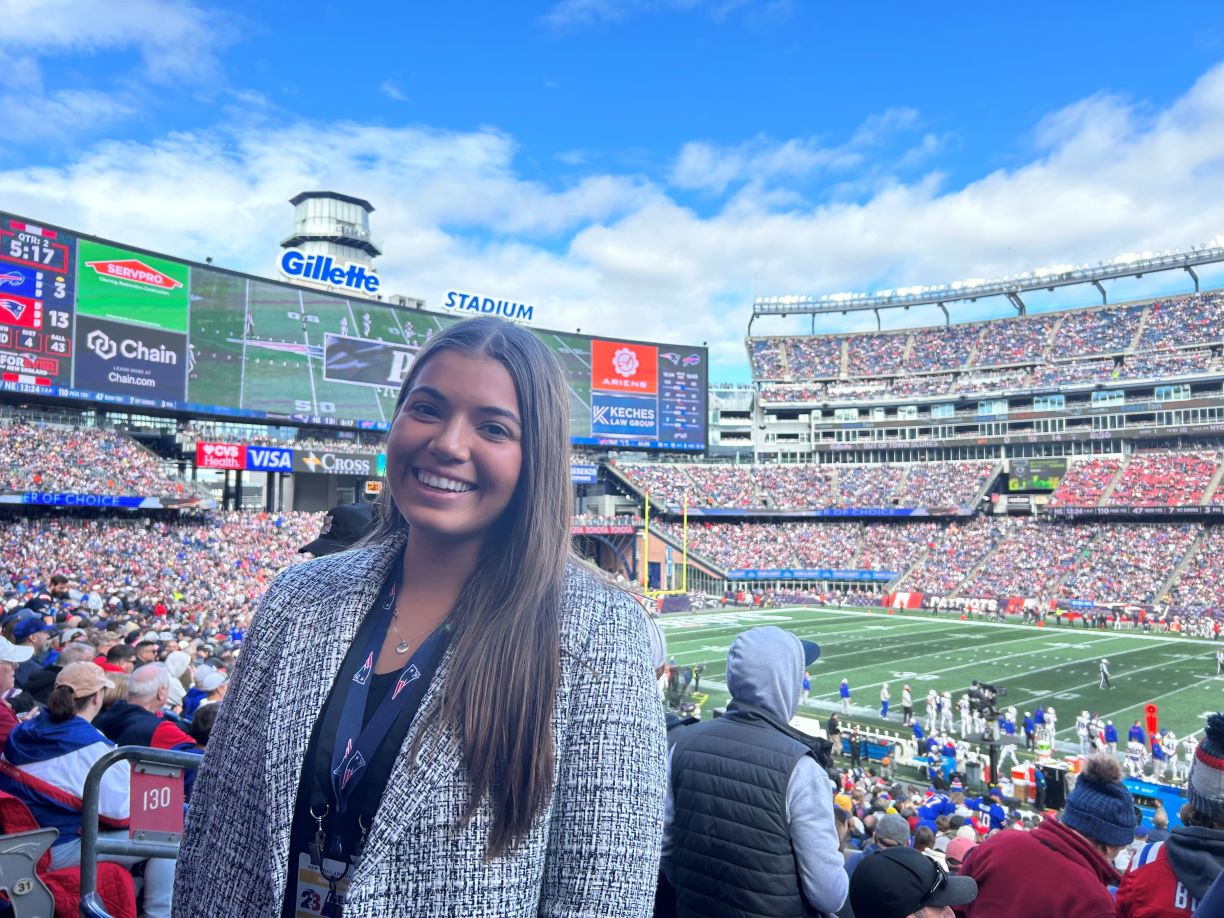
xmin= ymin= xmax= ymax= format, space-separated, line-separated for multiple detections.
xmin=1117 ymin=712 xmax=1224 ymax=916
xmin=955 ymin=754 xmax=1136 ymax=918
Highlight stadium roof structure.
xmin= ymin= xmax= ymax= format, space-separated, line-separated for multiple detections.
xmin=749 ymin=243 xmax=1224 ymax=333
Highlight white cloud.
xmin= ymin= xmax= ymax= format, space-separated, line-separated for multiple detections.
xmin=7 ymin=63 xmax=1224 ymax=379
xmin=0 ymin=0 xmax=229 ymax=82
xmin=671 ymin=107 xmax=924 ymax=194
xmin=380 ymin=81 xmax=409 ymax=103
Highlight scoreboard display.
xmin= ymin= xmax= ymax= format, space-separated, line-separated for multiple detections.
xmin=1008 ymin=457 xmax=1067 ymax=492
xmin=0 ymin=211 xmax=707 ymax=452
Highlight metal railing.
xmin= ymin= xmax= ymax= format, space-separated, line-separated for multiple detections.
xmin=78 ymin=747 xmax=199 ymax=918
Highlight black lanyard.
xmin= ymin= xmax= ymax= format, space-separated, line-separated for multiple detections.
xmin=312 ymin=564 xmax=449 ymax=866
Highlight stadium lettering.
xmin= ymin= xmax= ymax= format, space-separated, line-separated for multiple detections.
xmin=443 ymin=290 xmax=535 ymax=321
xmin=280 ymin=249 xmax=380 ymax=294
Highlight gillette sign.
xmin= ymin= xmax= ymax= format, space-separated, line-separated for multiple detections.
xmin=279 ymin=249 xmax=380 ymax=294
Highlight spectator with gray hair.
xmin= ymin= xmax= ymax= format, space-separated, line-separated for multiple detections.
xmin=94 ymin=663 xmax=198 ymax=754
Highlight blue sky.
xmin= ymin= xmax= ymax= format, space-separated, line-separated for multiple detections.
xmin=4 ymin=0 xmax=1224 ymax=380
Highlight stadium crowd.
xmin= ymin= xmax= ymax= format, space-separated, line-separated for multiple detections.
xmin=0 ymin=421 xmax=189 ymax=496
xmin=617 ymin=460 xmax=996 ymax=511
xmin=750 ymin=290 xmax=1224 ymax=383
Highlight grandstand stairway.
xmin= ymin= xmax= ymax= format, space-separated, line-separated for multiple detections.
xmin=1040 ymin=314 xmax=1064 ymax=363
xmin=838 ymin=339 xmax=849 ymax=377
xmin=1202 ymin=461 xmax=1224 ymax=504
xmin=1098 ymin=457 xmax=1132 ymax=505
xmin=1156 ymin=528 xmax=1208 ymax=603
xmin=971 ymin=461 xmax=1005 ymax=507
xmin=965 ymin=325 xmax=986 ymax=368
xmin=899 ymin=335 xmax=915 ymax=366
xmin=1128 ymin=305 xmax=1152 ymax=353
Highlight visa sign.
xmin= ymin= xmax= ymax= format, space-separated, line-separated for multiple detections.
xmin=280 ymin=249 xmax=380 ymax=294
xmin=196 ymin=441 xmax=244 ymax=470
xmin=245 ymin=445 xmax=293 ymax=472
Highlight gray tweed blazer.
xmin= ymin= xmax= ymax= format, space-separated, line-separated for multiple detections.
xmin=172 ymin=535 xmax=666 ymax=916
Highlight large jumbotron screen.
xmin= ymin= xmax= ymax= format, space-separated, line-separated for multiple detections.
xmin=0 ymin=211 xmax=707 ymax=452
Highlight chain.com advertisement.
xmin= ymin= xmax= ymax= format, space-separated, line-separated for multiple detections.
xmin=73 ymin=315 xmax=187 ymax=401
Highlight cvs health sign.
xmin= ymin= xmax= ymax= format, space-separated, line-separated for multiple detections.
xmin=196 ymin=442 xmax=244 ymax=470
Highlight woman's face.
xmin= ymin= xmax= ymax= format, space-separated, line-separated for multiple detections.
xmin=387 ymin=350 xmax=523 ymax=547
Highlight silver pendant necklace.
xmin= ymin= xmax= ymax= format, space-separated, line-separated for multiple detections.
xmin=390 ymin=609 xmax=411 ymax=654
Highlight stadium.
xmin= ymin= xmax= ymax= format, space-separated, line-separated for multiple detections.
xmin=5 ymin=190 xmax=1224 ymax=912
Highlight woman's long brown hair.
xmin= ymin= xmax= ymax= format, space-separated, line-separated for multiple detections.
xmin=364 ymin=316 xmax=571 ymax=859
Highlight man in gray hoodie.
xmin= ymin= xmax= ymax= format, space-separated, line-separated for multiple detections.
xmin=662 ymin=626 xmax=848 ymax=917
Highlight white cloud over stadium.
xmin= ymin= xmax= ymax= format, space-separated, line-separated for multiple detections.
xmin=4 ymin=1 xmax=1224 ymax=378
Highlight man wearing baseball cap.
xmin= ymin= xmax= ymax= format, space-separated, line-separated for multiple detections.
xmin=298 ymin=502 xmax=375 ymax=556
xmin=11 ymin=616 xmax=57 ymax=689
xmin=850 ymin=846 xmax=978 ymax=918
xmin=662 ymin=626 xmax=847 ymax=916
xmin=0 ymin=635 xmax=34 ymax=746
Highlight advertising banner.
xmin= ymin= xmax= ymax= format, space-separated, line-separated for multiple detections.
xmin=76 ymin=240 xmax=190 ymax=333
xmin=294 ymin=449 xmax=377 ymax=476
xmin=591 ymin=393 xmax=659 ymax=440
xmin=2 ymin=492 xmax=215 ymax=509
xmin=570 ymin=524 xmax=635 ymax=535
xmin=726 ymin=568 xmax=896 ymax=582
xmin=74 ymin=315 xmax=187 ymax=402
xmin=196 ymin=441 xmax=244 ymax=470
xmin=591 ymin=339 xmax=658 ymax=395
xmin=244 ymin=444 xmax=293 ymax=472
xmin=570 ymin=463 xmax=599 ymax=484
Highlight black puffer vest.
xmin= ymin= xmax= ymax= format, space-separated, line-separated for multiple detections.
xmin=669 ymin=704 xmax=818 ymax=918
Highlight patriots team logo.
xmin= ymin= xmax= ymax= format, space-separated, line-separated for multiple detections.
xmin=334 ymin=750 xmax=368 ymax=790
xmin=0 ymin=271 xmax=23 ymax=289
xmin=0 ymin=298 xmax=27 ymax=321
xmin=383 ymin=582 xmax=397 ymax=610
xmin=353 ymin=652 xmax=373 ymax=685
xmin=391 ymin=664 xmax=421 ymax=700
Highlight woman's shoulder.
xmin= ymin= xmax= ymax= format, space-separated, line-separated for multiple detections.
xmin=558 ymin=561 xmax=650 ymax=654
xmin=262 ymin=538 xmax=402 ymax=604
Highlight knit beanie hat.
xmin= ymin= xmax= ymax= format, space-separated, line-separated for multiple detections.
xmin=1187 ymin=713 xmax=1224 ymax=823
xmin=1061 ymin=754 xmax=1136 ymax=847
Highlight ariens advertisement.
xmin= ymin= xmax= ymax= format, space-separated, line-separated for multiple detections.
xmin=0 ymin=210 xmax=708 ymax=453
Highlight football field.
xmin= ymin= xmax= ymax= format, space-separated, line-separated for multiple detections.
xmin=660 ymin=605 xmax=1224 ymax=753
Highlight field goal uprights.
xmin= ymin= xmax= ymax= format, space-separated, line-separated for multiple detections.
xmin=643 ymin=491 xmax=689 ymax=599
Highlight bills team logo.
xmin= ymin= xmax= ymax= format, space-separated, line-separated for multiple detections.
xmin=0 ymin=271 xmax=22 ymax=289
xmin=84 ymin=258 xmax=184 ymax=291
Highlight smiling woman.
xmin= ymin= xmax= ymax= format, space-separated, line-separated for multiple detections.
xmin=174 ymin=316 xmax=667 ymax=918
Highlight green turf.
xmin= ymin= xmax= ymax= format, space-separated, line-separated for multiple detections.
xmin=660 ymin=605 xmax=1224 ymax=753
